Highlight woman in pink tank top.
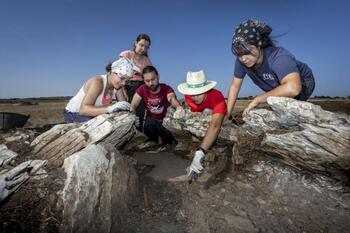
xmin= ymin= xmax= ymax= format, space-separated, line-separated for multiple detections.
xmin=119 ymin=33 xmax=152 ymax=132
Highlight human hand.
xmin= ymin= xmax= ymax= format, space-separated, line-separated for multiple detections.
xmin=173 ymin=106 xmax=185 ymax=119
xmin=202 ymin=108 xmax=212 ymax=115
xmin=224 ymin=113 xmax=231 ymax=122
xmin=107 ymin=101 xmax=131 ymax=113
xmin=187 ymin=150 xmax=205 ymax=183
xmin=242 ymin=98 xmax=261 ymax=117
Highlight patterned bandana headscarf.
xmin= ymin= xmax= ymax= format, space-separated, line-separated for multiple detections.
xmin=232 ymin=19 xmax=272 ymax=55
xmin=111 ymin=57 xmax=138 ymax=78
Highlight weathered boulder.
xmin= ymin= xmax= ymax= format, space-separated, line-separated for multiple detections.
xmin=59 ymin=144 xmax=138 ymax=233
xmin=0 ymin=144 xmax=18 ymax=167
xmin=0 ymin=159 xmax=47 ymax=202
xmin=239 ymin=97 xmax=350 ymax=175
xmin=163 ymin=107 xmax=238 ymax=142
xmin=31 ymin=112 xmax=136 ymax=168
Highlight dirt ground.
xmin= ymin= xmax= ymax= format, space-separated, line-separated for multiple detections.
xmin=1 ymin=99 xmax=350 ymax=232
xmin=119 ymin=132 xmax=350 ymax=233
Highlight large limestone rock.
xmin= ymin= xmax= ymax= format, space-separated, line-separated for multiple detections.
xmin=240 ymin=97 xmax=350 ymax=175
xmin=163 ymin=107 xmax=238 ymax=142
xmin=60 ymin=144 xmax=138 ymax=233
xmin=31 ymin=112 xmax=136 ymax=167
xmin=0 ymin=144 xmax=18 ymax=167
xmin=0 ymin=159 xmax=47 ymax=202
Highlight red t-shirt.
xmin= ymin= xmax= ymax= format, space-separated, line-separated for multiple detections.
xmin=136 ymin=83 xmax=174 ymax=121
xmin=185 ymin=89 xmax=227 ymax=115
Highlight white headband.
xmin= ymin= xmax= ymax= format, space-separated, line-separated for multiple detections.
xmin=111 ymin=57 xmax=137 ymax=77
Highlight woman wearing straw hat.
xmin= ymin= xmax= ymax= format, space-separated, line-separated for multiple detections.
xmin=177 ymin=70 xmax=227 ymax=182
xmin=64 ymin=57 xmax=137 ymax=123
xmin=227 ymin=19 xmax=315 ymax=118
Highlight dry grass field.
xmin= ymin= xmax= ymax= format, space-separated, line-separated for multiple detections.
xmin=0 ymin=98 xmax=349 ymax=128
xmin=0 ymin=101 xmax=67 ymax=128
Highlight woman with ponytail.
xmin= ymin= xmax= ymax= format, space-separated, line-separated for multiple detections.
xmin=226 ymin=19 xmax=315 ymax=118
xmin=119 ymin=33 xmax=152 ymax=132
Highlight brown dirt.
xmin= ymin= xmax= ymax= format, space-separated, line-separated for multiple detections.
xmin=0 ymin=129 xmax=65 ymax=233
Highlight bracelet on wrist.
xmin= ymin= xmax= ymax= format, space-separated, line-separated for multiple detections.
xmin=197 ymin=147 xmax=207 ymax=154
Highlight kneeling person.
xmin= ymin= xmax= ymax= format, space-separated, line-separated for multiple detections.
xmin=177 ymin=70 xmax=227 ymax=182
xmin=130 ymin=65 xmax=183 ymax=149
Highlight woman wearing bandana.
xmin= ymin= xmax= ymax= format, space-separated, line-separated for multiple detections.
xmin=226 ymin=19 xmax=315 ymax=118
xmin=64 ymin=57 xmax=136 ymax=123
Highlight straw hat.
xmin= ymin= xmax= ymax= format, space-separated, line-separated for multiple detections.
xmin=177 ymin=70 xmax=217 ymax=95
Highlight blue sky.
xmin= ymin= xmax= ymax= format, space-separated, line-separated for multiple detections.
xmin=0 ymin=0 xmax=349 ymax=98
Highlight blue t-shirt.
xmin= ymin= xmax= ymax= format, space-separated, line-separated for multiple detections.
xmin=234 ymin=46 xmax=314 ymax=93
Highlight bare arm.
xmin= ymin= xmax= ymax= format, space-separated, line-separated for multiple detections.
xmin=167 ymin=93 xmax=182 ymax=108
xmin=130 ymin=93 xmax=142 ymax=113
xmin=226 ymin=77 xmax=244 ymax=120
xmin=79 ymin=77 xmax=109 ymax=116
xmin=115 ymin=87 xmax=127 ymax=101
xmin=243 ymin=72 xmax=302 ymax=116
xmin=200 ymin=113 xmax=224 ymax=151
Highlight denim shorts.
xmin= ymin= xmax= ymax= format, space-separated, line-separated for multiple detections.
xmin=63 ymin=110 xmax=92 ymax=123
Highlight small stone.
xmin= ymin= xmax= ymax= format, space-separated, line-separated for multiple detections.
xmin=226 ymin=177 xmax=234 ymax=183
xmin=253 ymin=164 xmax=263 ymax=172
xmin=191 ymin=135 xmax=200 ymax=142
xmin=257 ymin=197 xmax=266 ymax=205
xmin=5 ymin=135 xmax=22 ymax=142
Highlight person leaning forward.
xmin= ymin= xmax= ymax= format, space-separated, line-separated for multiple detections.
xmin=176 ymin=70 xmax=227 ymax=183
xmin=64 ymin=57 xmax=138 ymax=123
xmin=130 ymin=65 xmax=184 ymax=150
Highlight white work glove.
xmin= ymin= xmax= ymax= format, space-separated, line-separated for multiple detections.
xmin=173 ymin=106 xmax=186 ymax=119
xmin=134 ymin=116 xmax=140 ymax=128
xmin=187 ymin=150 xmax=205 ymax=183
xmin=107 ymin=101 xmax=131 ymax=113
xmin=202 ymin=108 xmax=212 ymax=115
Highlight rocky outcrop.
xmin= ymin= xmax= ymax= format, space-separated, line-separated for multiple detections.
xmin=0 ymin=158 xmax=47 ymax=201
xmin=31 ymin=112 xmax=136 ymax=168
xmin=240 ymin=97 xmax=350 ymax=175
xmin=163 ymin=107 xmax=238 ymax=142
xmin=60 ymin=144 xmax=138 ymax=233
xmin=164 ymin=97 xmax=350 ymax=178
xmin=0 ymin=144 xmax=18 ymax=167
xmin=0 ymin=112 xmax=140 ymax=232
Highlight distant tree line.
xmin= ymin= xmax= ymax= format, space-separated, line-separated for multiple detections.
xmin=311 ymin=96 xmax=350 ymax=100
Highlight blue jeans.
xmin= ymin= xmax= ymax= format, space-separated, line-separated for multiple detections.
xmin=63 ymin=110 xmax=92 ymax=123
